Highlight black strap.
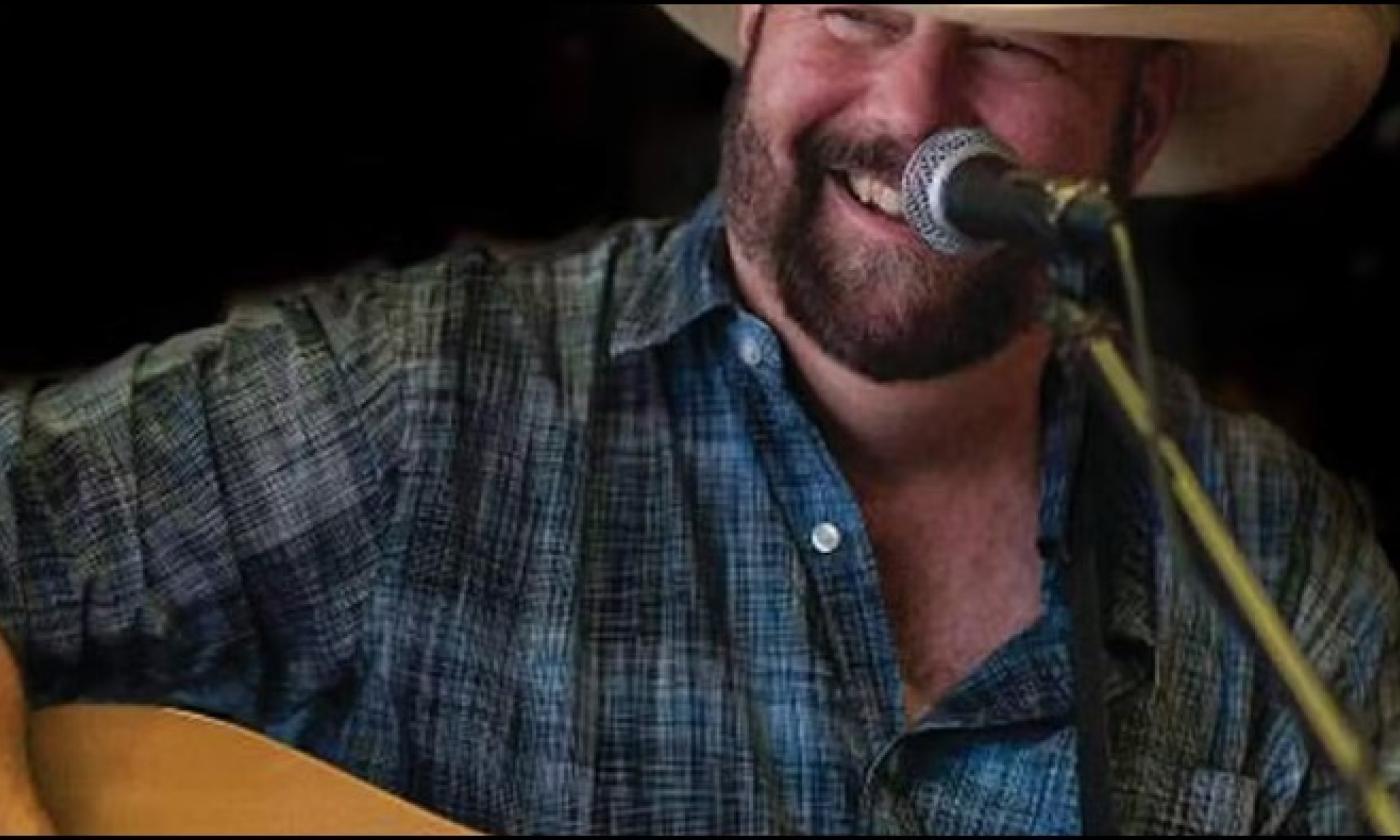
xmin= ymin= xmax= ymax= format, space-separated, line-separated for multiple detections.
xmin=1067 ymin=404 xmax=1119 ymax=837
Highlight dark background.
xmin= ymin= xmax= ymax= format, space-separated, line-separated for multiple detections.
xmin=5 ymin=6 xmax=1399 ymax=564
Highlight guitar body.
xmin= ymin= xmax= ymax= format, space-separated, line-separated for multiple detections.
xmin=29 ymin=704 xmax=479 ymax=835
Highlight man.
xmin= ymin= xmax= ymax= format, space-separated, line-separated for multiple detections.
xmin=2 ymin=4 xmax=1397 ymax=834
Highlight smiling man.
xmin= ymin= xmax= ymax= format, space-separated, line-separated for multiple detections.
xmin=2 ymin=4 xmax=1399 ymax=835
xmin=714 ymin=8 xmax=1186 ymax=728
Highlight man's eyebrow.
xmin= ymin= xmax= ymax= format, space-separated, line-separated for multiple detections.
xmin=963 ymin=25 xmax=1083 ymax=48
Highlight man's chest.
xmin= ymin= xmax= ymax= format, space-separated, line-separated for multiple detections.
xmin=360 ymin=343 xmax=1259 ymax=833
xmin=855 ymin=477 xmax=1046 ymax=716
xmin=365 ymin=463 xmax=1253 ymax=835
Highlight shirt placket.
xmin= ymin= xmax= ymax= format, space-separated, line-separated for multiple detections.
xmin=721 ymin=311 xmax=907 ymax=763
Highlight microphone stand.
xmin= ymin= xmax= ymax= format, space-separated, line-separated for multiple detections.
xmin=1041 ymin=241 xmax=1400 ymax=836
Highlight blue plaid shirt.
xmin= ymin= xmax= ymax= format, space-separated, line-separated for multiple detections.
xmin=2 ymin=196 xmax=1397 ymax=833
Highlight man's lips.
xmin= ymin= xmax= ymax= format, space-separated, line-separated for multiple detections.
xmin=825 ymin=168 xmax=924 ymax=246
xmin=831 ymin=167 xmax=905 ymax=220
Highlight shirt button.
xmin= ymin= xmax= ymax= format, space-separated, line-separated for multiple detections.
xmin=739 ymin=337 xmax=763 ymax=367
xmin=810 ymin=522 xmax=842 ymax=554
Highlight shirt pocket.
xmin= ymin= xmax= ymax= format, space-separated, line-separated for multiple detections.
xmin=1114 ymin=759 xmax=1259 ymax=835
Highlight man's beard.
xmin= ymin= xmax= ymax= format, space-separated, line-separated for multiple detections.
xmin=719 ymin=79 xmax=1044 ymax=383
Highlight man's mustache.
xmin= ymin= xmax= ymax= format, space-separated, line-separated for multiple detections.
xmin=798 ymin=130 xmax=911 ymax=186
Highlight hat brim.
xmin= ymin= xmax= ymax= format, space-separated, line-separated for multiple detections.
xmin=660 ymin=4 xmax=1395 ymax=195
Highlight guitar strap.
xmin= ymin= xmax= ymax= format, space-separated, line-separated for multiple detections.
xmin=1066 ymin=391 xmax=1121 ymax=837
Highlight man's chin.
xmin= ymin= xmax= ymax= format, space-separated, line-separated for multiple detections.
xmin=777 ymin=255 xmax=1039 ymax=382
xmin=829 ymin=318 xmax=1036 ymax=383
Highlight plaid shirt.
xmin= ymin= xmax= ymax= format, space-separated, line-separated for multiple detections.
xmin=2 ymin=196 xmax=1397 ymax=834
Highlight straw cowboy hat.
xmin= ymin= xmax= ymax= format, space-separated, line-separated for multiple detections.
xmin=661 ymin=5 xmax=1398 ymax=195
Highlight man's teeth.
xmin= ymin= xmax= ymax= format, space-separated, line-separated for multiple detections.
xmin=845 ymin=171 xmax=904 ymax=219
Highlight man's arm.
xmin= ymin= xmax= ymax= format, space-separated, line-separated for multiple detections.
xmin=0 ymin=632 xmax=53 ymax=834
xmin=1270 ymin=475 xmax=1400 ymax=833
xmin=0 ymin=267 xmax=412 ymax=759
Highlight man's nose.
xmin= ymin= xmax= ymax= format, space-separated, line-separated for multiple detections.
xmin=860 ymin=26 xmax=968 ymax=148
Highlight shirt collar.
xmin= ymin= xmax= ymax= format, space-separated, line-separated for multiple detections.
xmin=608 ymin=193 xmax=735 ymax=358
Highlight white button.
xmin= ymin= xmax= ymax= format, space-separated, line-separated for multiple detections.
xmin=739 ymin=338 xmax=763 ymax=367
xmin=810 ymin=522 xmax=842 ymax=554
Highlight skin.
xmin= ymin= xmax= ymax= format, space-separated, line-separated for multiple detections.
xmin=720 ymin=4 xmax=1181 ymax=719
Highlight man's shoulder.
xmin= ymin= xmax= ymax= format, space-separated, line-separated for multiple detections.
xmin=1157 ymin=363 xmax=1377 ymax=555
xmin=276 ymin=215 xmax=699 ymax=424
xmin=1154 ymin=363 xmax=1397 ymax=671
xmin=359 ymin=217 xmax=691 ymax=362
xmin=289 ymin=216 xmax=675 ymax=316
xmin=446 ymin=216 xmax=688 ymax=309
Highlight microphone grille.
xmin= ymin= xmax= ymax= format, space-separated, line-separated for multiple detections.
xmin=901 ymin=127 xmax=1015 ymax=256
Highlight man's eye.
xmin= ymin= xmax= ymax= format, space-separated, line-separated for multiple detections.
xmin=967 ymin=35 xmax=1064 ymax=72
xmin=821 ymin=8 xmax=901 ymax=46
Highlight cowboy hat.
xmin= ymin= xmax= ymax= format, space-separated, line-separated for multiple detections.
xmin=660 ymin=5 xmax=1398 ymax=195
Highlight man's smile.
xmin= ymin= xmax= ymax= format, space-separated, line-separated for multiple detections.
xmin=826 ymin=167 xmax=922 ymax=246
xmin=833 ymin=167 xmax=905 ymax=220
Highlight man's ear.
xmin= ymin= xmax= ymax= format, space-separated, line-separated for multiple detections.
xmin=1127 ymin=44 xmax=1186 ymax=189
xmin=737 ymin=5 xmax=764 ymax=61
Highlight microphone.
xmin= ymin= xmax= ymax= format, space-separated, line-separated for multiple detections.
xmin=900 ymin=127 xmax=1122 ymax=256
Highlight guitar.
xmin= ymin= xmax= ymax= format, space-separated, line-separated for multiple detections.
xmin=29 ymin=704 xmax=481 ymax=835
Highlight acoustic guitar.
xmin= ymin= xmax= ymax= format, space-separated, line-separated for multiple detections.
xmin=29 ymin=704 xmax=480 ymax=835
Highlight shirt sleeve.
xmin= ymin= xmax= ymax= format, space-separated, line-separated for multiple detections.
xmin=1270 ymin=475 xmax=1400 ymax=834
xmin=0 ymin=269 xmax=408 ymax=729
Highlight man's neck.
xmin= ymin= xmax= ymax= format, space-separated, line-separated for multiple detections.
xmin=727 ymin=237 xmax=1050 ymax=488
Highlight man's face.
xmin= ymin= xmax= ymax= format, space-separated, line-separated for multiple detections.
xmin=720 ymin=5 xmax=1157 ymax=381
